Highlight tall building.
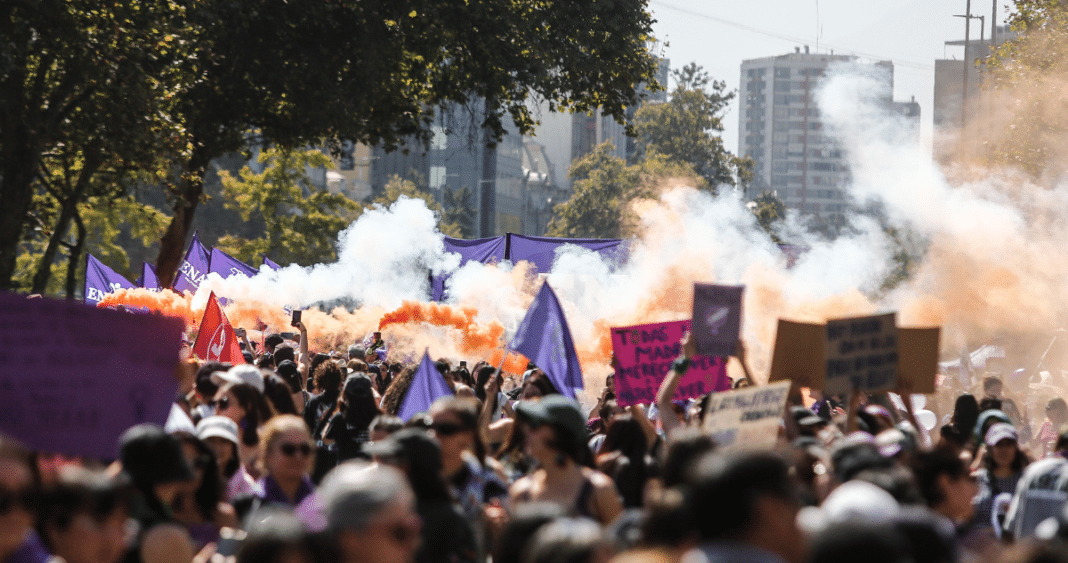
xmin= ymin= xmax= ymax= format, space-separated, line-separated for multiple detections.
xmin=933 ymin=25 xmax=1015 ymax=160
xmin=739 ymin=48 xmax=915 ymax=220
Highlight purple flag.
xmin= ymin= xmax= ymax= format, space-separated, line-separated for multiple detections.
xmin=432 ymin=236 xmax=507 ymax=301
xmin=263 ymin=256 xmax=281 ymax=271
xmin=0 ymin=291 xmax=183 ymax=459
xmin=84 ymin=254 xmax=136 ymax=306
xmin=173 ymin=231 xmax=210 ymax=294
xmin=691 ymin=284 xmax=744 ymax=357
xmin=508 ymin=282 xmax=583 ymax=398
xmin=138 ymin=263 xmax=160 ymax=291
xmin=397 ymin=352 xmax=453 ymax=421
xmin=210 ymin=247 xmax=258 ymax=279
xmin=508 ymin=234 xmax=627 ymax=274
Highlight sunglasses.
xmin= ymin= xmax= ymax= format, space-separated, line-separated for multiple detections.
xmin=431 ymin=422 xmax=466 ymax=436
xmin=279 ymin=442 xmax=312 ymax=457
xmin=0 ymin=489 xmax=34 ymax=514
xmin=210 ymin=396 xmax=232 ymax=410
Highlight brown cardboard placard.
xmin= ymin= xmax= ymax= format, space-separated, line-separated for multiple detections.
xmin=768 ymin=319 xmax=826 ymax=389
xmin=897 ymin=327 xmax=941 ymax=394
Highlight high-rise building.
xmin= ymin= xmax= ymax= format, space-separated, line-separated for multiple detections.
xmin=739 ymin=48 xmax=914 ymax=220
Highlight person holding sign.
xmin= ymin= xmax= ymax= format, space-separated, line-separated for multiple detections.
xmin=656 ymin=333 xmax=754 ymax=438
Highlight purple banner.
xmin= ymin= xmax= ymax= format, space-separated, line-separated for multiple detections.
xmin=173 ymin=231 xmax=210 ymax=294
xmin=210 ymin=247 xmax=258 ymax=279
xmin=84 ymin=254 xmax=136 ymax=306
xmin=508 ymin=234 xmax=627 ymax=274
xmin=509 ymin=282 xmax=583 ymax=397
xmin=138 ymin=263 xmax=160 ymax=291
xmin=262 ymin=256 xmax=281 ymax=271
xmin=397 ymin=352 xmax=453 ymax=420
xmin=0 ymin=291 xmax=184 ymax=459
xmin=691 ymin=284 xmax=744 ymax=357
xmin=431 ymin=236 xmax=507 ymax=301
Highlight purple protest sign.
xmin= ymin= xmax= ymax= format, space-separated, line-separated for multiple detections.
xmin=691 ymin=284 xmax=743 ymax=357
xmin=508 ymin=234 xmax=627 ymax=274
xmin=210 ymin=247 xmax=258 ymax=279
xmin=0 ymin=291 xmax=184 ymax=459
xmin=610 ymin=320 xmax=730 ymax=407
xmin=173 ymin=231 xmax=210 ymax=294
xmin=84 ymin=254 xmax=136 ymax=306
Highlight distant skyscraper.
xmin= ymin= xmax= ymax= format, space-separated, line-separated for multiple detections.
xmin=739 ymin=47 xmax=914 ymax=221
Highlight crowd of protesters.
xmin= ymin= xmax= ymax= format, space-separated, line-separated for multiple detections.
xmin=6 ymin=321 xmax=1068 ymax=563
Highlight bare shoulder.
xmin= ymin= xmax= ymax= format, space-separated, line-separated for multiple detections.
xmin=583 ymin=467 xmax=616 ymax=489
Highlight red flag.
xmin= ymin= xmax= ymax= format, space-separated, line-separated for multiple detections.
xmin=193 ymin=292 xmax=244 ymax=363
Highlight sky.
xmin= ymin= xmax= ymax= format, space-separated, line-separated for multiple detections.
xmin=649 ymin=0 xmax=1012 ymax=154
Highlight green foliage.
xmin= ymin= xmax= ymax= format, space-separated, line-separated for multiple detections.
xmin=634 ymin=63 xmax=753 ymax=189
xmin=983 ymin=0 xmax=1068 ymax=177
xmin=216 ymin=148 xmax=360 ymax=267
xmin=547 ymin=143 xmax=705 ymax=238
xmin=750 ymin=191 xmax=787 ymax=244
xmin=442 ymin=186 xmax=476 ymax=239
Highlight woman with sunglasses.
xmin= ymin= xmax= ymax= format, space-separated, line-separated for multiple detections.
xmin=253 ymin=415 xmax=316 ymax=508
xmin=211 ymin=382 xmax=274 ymax=480
xmin=429 ymin=397 xmax=509 ymax=561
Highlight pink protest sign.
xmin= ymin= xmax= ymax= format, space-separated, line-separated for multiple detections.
xmin=0 ymin=292 xmax=184 ymax=459
xmin=610 ymin=320 xmax=731 ymax=407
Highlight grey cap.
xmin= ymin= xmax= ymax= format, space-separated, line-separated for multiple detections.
xmin=316 ymin=462 xmax=414 ymax=531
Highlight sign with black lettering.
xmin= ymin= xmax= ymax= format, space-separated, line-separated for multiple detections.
xmin=0 ymin=292 xmax=183 ymax=459
xmin=610 ymin=320 xmax=730 ymax=407
xmin=824 ymin=313 xmax=898 ymax=395
xmin=702 ymin=380 xmax=791 ymax=451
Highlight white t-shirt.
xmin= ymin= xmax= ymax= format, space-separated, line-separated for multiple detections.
xmin=1005 ymin=456 xmax=1068 ymax=538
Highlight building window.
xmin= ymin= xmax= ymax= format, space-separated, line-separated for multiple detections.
xmin=431 ymin=126 xmax=448 ymax=150
xmin=430 ymin=166 xmax=447 ymax=189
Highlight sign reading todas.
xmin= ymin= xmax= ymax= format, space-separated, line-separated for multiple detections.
xmin=824 ymin=312 xmax=899 ymax=395
xmin=691 ymin=283 xmax=743 ymax=357
xmin=0 ymin=292 xmax=183 ymax=459
xmin=702 ymin=380 xmax=791 ymax=451
xmin=610 ymin=320 xmax=730 ymax=407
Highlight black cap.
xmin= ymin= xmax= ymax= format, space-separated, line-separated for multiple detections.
xmin=343 ymin=373 xmax=373 ymax=399
xmin=118 ymin=424 xmax=195 ymax=485
xmin=276 ymin=360 xmax=299 ymax=378
xmin=515 ymin=395 xmax=588 ymax=444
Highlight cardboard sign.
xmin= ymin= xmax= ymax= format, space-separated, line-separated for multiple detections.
xmin=691 ymin=284 xmax=743 ymax=357
xmin=897 ymin=327 xmax=940 ymax=394
xmin=769 ymin=319 xmax=826 ymax=389
xmin=825 ymin=313 xmax=898 ymax=395
xmin=610 ymin=320 xmax=730 ymax=407
xmin=702 ymin=380 xmax=791 ymax=451
xmin=0 ymin=292 xmax=184 ymax=459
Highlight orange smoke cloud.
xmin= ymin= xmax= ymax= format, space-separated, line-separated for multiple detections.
xmin=98 ymin=288 xmax=195 ymax=326
xmin=380 ymin=301 xmax=506 ymax=353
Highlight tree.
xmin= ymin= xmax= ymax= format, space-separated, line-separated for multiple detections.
xmin=216 ymin=148 xmax=359 ymax=267
xmin=750 ymin=191 xmax=787 ymax=244
xmin=983 ymin=0 xmax=1068 ymax=178
xmin=2 ymin=1 xmax=661 ymax=291
xmin=634 ymin=63 xmax=752 ymax=189
xmin=547 ymin=143 xmax=706 ymax=238
xmin=442 ymin=186 xmax=477 ymax=239
xmin=0 ymin=0 xmax=182 ymax=290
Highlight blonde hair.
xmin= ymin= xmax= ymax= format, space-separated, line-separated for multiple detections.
xmin=258 ymin=414 xmax=314 ymax=473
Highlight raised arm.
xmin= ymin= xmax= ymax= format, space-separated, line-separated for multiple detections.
xmin=656 ymin=332 xmax=696 ymax=438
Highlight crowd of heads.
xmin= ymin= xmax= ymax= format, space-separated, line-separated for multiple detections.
xmin=5 ymin=328 xmax=1068 ymax=563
